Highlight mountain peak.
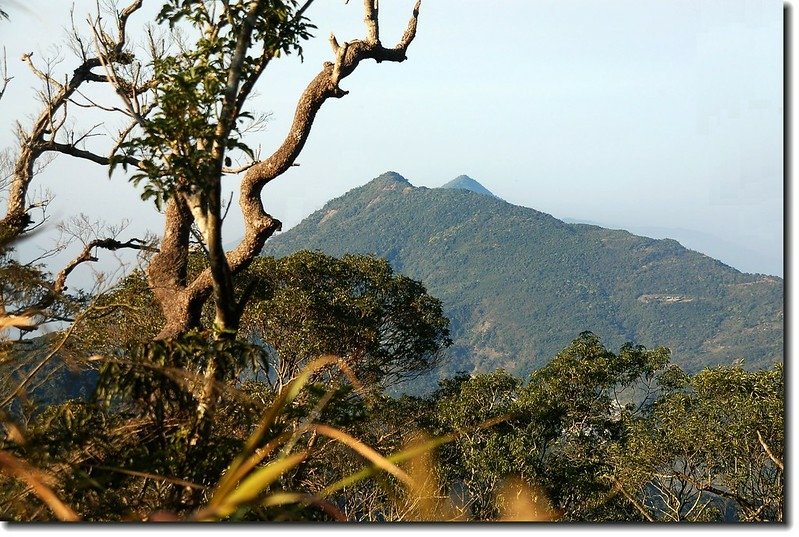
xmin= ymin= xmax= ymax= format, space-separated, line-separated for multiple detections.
xmin=368 ymin=171 xmax=412 ymax=190
xmin=440 ymin=175 xmax=496 ymax=198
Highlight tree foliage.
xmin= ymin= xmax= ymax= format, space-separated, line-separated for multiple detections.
xmin=0 ymin=320 xmax=784 ymax=523
xmin=426 ymin=333 xmax=669 ymax=521
xmin=239 ymin=251 xmax=451 ymax=390
xmin=69 ymin=250 xmax=450 ymax=392
xmin=115 ymin=0 xmax=314 ymax=210
xmin=611 ymin=363 xmax=784 ymax=521
xmin=413 ymin=334 xmax=783 ymax=522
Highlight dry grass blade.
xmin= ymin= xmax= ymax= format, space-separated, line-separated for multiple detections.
xmin=213 ymin=355 xmax=339 ymax=500
xmin=401 ymin=433 xmax=466 ymax=522
xmin=1 ymin=410 xmax=26 ymax=445
xmin=320 ymin=413 xmax=511 ymax=498
xmin=210 ymin=430 xmax=295 ymax=504
xmin=331 ymin=359 xmax=370 ymax=400
xmin=320 ymin=432 xmax=454 ymax=498
xmin=198 ymin=451 xmax=308 ymax=520
xmin=312 ymin=423 xmax=413 ymax=487
xmin=0 ymin=451 xmax=80 ymax=521
xmin=89 ymin=464 xmax=206 ymax=491
xmin=495 ymin=476 xmax=559 ymax=522
xmin=0 ymin=314 xmax=36 ymax=331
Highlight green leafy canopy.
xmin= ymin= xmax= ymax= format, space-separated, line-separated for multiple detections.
xmin=111 ymin=1 xmax=316 ymax=209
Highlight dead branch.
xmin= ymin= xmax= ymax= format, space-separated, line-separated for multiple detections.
xmin=1 ymin=1 xmax=144 ymax=242
xmin=40 ymin=140 xmax=140 ymax=168
xmin=221 ymin=160 xmax=259 ymax=175
xmin=54 ymin=237 xmax=158 ymax=294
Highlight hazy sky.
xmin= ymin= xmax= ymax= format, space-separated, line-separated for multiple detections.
xmin=0 ymin=0 xmax=785 ymax=281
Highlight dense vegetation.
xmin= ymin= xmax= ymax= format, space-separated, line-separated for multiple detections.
xmin=0 ymin=1 xmax=784 ymax=524
xmin=64 ymin=251 xmax=452 ymax=392
xmin=1 ymin=247 xmax=785 ymax=523
xmin=263 ymin=172 xmax=783 ymax=389
xmin=1 ymin=319 xmax=783 ymax=522
xmin=0 ymin=172 xmax=785 ymax=525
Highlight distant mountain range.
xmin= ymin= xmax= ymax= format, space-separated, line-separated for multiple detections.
xmin=262 ymin=172 xmax=783 ymax=390
xmin=560 ymin=218 xmax=783 ymax=278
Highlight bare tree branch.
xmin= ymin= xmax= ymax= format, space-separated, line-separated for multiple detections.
xmin=54 ymin=236 xmax=158 ymax=295
xmin=363 ymin=0 xmax=380 ymax=44
xmin=673 ymin=470 xmax=760 ymax=519
xmin=0 ymin=305 xmax=91 ymax=409
xmin=0 ymin=47 xmax=11 ymax=102
xmin=232 ymin=0 xmax=316 ymax=119
xmin=115 ymin=0 xmax=144 ymax=56
xmin=40 ymin=140 xmax=140 ymax=168
xmin=1 ymin=1 xmax=144 ymax=242
xmin=21 ymin=52 xmax=65 ymax=90
xmin=756 ymin=430 xmax=784 ymax=471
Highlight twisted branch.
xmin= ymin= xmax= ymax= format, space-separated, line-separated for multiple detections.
xmin=54 ymin=237 xmax=158 ymax=295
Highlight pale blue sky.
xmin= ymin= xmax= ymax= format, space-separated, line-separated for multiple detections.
xmin=0 ymin=0 xmax=785 ymax=279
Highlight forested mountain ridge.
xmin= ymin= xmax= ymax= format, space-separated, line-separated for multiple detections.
xmin=262 ymin=172 xmax=783 ymax=386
